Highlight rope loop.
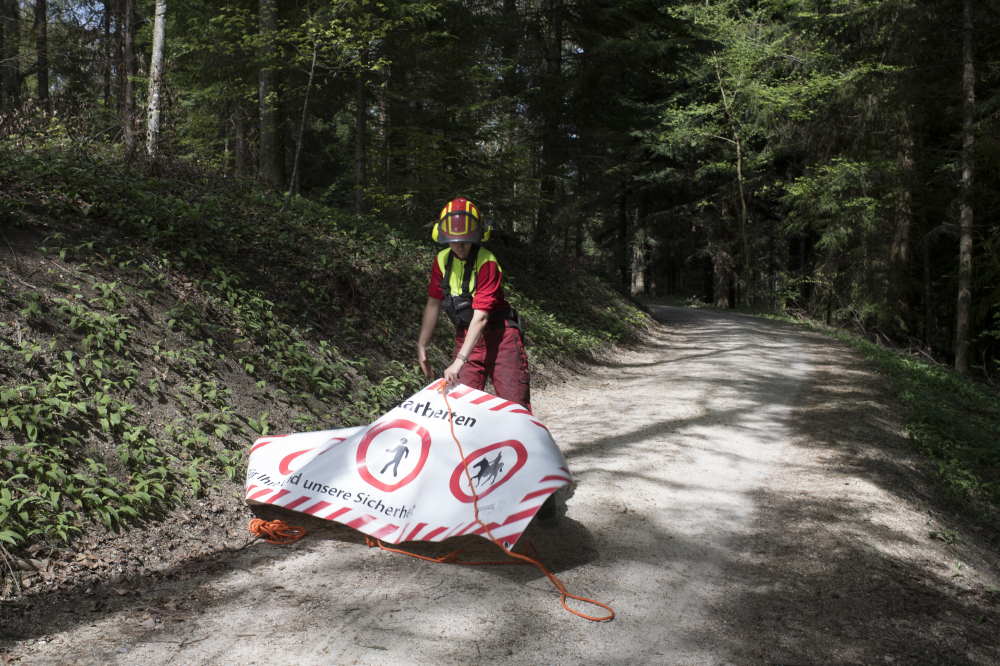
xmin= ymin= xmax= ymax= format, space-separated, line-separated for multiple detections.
xmin=436 ymin=384 xmax=616 ymax=622
xmin=248 ymin=518 xmax=308 ymax=545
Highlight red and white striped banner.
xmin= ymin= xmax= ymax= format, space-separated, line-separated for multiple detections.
xmin=245 ymin=381 xmax=571 ymax=548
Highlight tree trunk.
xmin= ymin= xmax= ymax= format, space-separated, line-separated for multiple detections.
xmin=232 ymin=105 xmax=250 ymax=176
xmin=954 ymin=0 xmax=974 ymax=374
xmin=1 ymin=0 xmax=20 ymax=110
xmin=713 ymin=249 xmax=732 ymax=309
xmin=0 ymin=1 xmax=5 ymax=107
xmin=631 ymin=227 xmax=646 ymax=296
xmin=922 ymin=234 xmax=934 ymax=346
xmin=734 ymin=133 xmax=750 ymax=305
xmin=353 ymin=60 xmax=367 ymax=215
xmin=34 ymin=0 xmax=47 ymax=109
xmin=715 ymin=62 xmax=750 ymax=307
xmin=500 ymin=0 xmax=521 ymax=108
xmin=288 ymin=37 xmax=318 ymax=201
xmin=534 ymin=0 xmax=562 ymax=244
xmin=574 ymin=175 xmax=584 ymax=261
xmin=380 ymin=66 xmax=392 ymax=193
xmin=121 ymin=0 xmax=137 ymax=156
xmin=102 ymin=1 xmax=112 ymax=107
xmin=258 ymin=0 xmax=284 ymax=188
xmin=889 ymin=110 xmax=915 ymax=331
xmin=632 ymin=194 xmax=650 ymax=295
xmin=383 ymin=63 xmax=411 ymax=198
xmin=145 ymin=0 xmax=166 ymax=158
xmin=617 ymin=188 xmax=630 ymax=291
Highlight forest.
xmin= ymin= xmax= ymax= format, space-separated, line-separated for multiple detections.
xmin=4 ymin=5 xmax=1000 ymax=657
xmin=1 ymin=0 xmax=999 ymax=376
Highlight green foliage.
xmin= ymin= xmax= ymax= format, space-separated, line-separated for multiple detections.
xmin=783 ymin=158 xmax=882 ymax=245
xmin=829 ymin=329 xmax=1000 ymax=516
xmin=640 ymin=0 xmax=1000 ymax=362
xmin=9 ymin=0 xmax=1000 ymax=376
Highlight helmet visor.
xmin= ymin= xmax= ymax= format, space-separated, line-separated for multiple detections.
xmin=435 ymin=211 xmax=483 ymax=243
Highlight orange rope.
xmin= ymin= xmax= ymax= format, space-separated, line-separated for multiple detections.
xmin=367 ymin=384 xmax=615 ymax=622
xmin=246 ymin=385 xmax=616 ymax=621
xmin=248 ymin=518 xmax=308 ymax=545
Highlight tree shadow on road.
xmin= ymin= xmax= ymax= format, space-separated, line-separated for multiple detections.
xmin=699 ymin=488 xmax=1000 ymax=665
xmin=542 ymin=306 xmax=1000 ymax=664
xmin=701 ymin=314 xmax=1000 ymax=664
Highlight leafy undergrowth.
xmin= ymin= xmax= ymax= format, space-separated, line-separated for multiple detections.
xmin=0 ymin=133 xmax=648 ymax=554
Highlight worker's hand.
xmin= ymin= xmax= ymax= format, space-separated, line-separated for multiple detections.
xmin=417 ymin=344 xmax=433 ymax=378
xmin=443 ymin=358 xmax=464 ymax=387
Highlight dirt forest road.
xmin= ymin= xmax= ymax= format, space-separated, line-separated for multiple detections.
xmin=6 ymin=305 xmax=1000 ymax=665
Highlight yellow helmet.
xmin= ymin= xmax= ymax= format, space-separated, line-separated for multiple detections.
xmin=432 ymin=197 xmax=490 ymax=243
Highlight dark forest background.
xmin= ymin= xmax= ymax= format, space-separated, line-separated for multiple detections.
xmin=2 ymin=0 xmax=999 ymax=377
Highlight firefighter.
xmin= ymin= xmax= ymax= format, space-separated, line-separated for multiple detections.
xmin=416 ymin=197 xmax=531 ymax=412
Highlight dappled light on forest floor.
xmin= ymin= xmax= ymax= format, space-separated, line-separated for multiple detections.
xmin=4 ymin=307 xmax=998 ymax=664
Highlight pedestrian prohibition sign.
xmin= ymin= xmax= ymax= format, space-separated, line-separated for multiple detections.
xmin=245 ymin=381 xmax=571 ymax=546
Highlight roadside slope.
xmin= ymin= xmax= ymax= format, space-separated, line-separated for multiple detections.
xmin=0 ymin=142 xmax=647 ymax=567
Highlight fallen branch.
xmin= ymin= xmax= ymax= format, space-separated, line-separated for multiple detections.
xmin=0 ymin=228 xmax=19 ymax=271
xmin=6 ymin=272 xmax=39 ymax=291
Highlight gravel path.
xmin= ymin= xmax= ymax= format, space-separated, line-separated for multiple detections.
xmin=4 ymin=305 xmax=999 ymax=665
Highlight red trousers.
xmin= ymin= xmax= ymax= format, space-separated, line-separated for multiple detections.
xmin=453 ymin=325 xmax=531 ymax=411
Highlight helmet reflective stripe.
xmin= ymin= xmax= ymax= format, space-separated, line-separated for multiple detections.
xmin=442 ymin=212 xmax=473 ymax=237
xmin=441 ymin=197 xmax=479 ymax=221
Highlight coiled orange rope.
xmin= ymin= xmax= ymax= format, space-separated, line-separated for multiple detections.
xmin=248 ymin=517 xmax=308 ymax=545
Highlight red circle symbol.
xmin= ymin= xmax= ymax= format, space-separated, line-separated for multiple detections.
xmin=276 ymin=436 xmax=346 ymax=476
xmin=449 ymin=440 xmax=528 ymax=503
xmin=356 ymin=419 xmax=431 ymax=492
xmin=278 ymin=448 xmax=313 ymax=476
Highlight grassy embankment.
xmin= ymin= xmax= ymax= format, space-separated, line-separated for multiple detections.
xmin=734 ymin=301 xmax=1000 ymax=530
xmin=0 ymin=136 xmax=648 ymax=551
xmin=831 ymin=330 xmax=1000 ymax=529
